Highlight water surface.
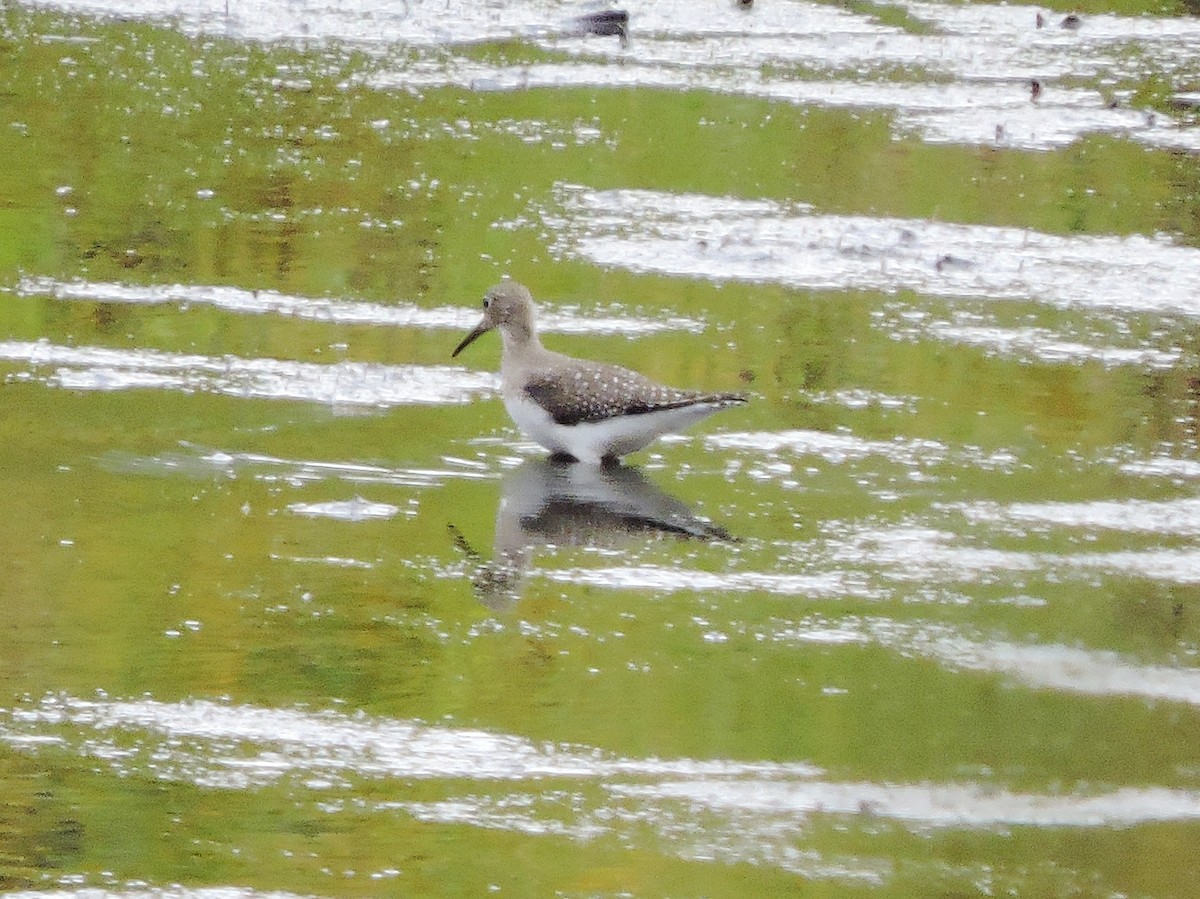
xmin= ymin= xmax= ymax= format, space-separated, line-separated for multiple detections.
xmin=3 ymin=0 xmax=1200 ymax=895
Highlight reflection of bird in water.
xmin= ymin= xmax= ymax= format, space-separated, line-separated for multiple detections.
xmin=450 ymin=459 xmax=732 ymax=609
xmin=452 ymin=282 xmax=747 ymax=464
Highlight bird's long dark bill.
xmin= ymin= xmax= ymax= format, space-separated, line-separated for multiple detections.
xmin=451 ymin=322 xmax=490 ymax=358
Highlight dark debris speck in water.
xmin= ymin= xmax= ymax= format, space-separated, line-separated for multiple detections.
xmin=575 ymin=9 xmax=629 ymax=46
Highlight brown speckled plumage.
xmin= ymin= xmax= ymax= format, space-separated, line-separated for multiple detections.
xmin=525 ymin=363 xmax=742 ymax=426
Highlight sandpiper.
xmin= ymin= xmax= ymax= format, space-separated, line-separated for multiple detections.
xmin=452 ymin=282 xmax=747 ymax=464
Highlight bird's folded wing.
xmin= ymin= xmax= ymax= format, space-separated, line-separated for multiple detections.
xmin=524 ymin=365 xmax=740 ymax=426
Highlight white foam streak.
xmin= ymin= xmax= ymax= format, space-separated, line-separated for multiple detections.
xmin=0 ymin=339 xmax=496 ymax=407
xmin=19 ymin=276 xmax=474 ymax=329
xmin=542 ymin=565 xmax=877 ymax=598
xmin=286 ymin=497 xmax=402 ymax=521
xmin=1075 ymin=548 xmax=1200 ymax=584
xmin=923 ymin=631 xmax=1200 ymax=706
xmin=3 ymin=696 xmax=823 ymax=786
xmin=966 ymin=496 xmax=1200 ymax=536
xmin=831 ymin=526 xmax=1043 ymax=582
xmin=613 ymin=778 xmax=1200 ymax=828
xmin=784 ymin=615 xmax=1200 ymax=707
xmin=924 ymin=324 xmax=1180 ymax=368
xmin=16 ymin=277 xmax=704 ymax=336
xmin=834 ymin=523 xmax=1200 ymax=585
xmin=1121 ymin=457 xmax=1200 ymax=480
xmin=542 ymin=186 xmax=1200 ymax=321
xmin=708 ymin=429 xmax=947 ymax=464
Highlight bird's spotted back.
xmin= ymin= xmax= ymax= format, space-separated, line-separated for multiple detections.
xmin=524 ymin=362 xmax=744 ymax=426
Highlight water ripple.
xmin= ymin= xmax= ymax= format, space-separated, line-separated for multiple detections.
xmin=101 ymin=444 xmax=500 ymax=488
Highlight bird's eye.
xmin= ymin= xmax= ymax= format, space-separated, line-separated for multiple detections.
xmin=483 ymin=298 xmax=490 ymax=309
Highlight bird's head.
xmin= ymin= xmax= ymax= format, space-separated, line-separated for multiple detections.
xmin=452 ymin=281 xmax=537 ymax=357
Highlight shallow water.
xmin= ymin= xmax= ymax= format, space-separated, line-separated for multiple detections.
xmin=3 ymin=0 xmax=1200 ymax=895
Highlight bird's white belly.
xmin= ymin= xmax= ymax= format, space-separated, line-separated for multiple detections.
xmin=504 ymin=393 xmax=725 ymax=463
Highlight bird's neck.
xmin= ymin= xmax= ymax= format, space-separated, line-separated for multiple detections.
xmin=500 ymin=323 xmax=540 ymax=355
